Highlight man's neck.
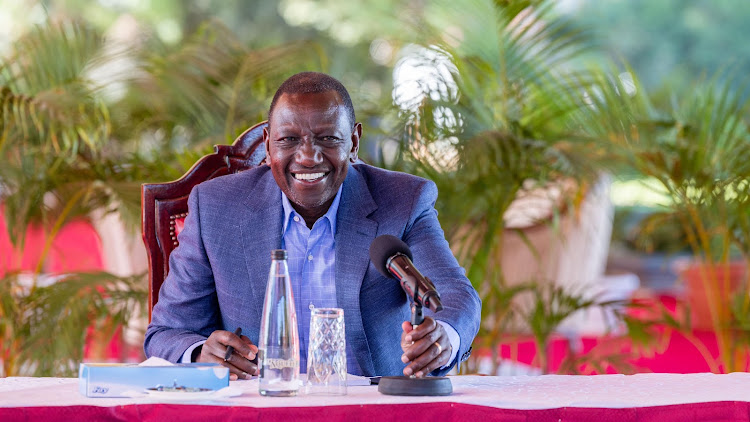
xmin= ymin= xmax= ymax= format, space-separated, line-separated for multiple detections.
xmin=281 ymin=185 xmax=344 ymax=232
xmin=293 ymin=199 xmax=334 ymax=229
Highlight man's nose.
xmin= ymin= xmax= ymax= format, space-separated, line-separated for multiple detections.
xmin=295 ymin=138 xmax=322 ymax=166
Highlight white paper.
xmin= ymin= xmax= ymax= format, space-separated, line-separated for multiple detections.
xmin=138 ymin=357 xmax=174 ymax=367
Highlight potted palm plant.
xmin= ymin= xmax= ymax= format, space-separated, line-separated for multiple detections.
xmin=0 ymin=21 xmax=150 ymax=376
xmin=0 ymin=18 xmax=324 ymax=376
xmin=576 ymin=69 xmax=750 ymax=372
xmin=392 ymin=0 xmax=635 ymax=373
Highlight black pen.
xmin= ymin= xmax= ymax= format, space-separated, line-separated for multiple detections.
xmin=224 ymin=327 xmax=242 ymax=361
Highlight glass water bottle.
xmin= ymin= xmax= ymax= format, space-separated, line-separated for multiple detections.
xmin=258 ymin=249 xmax=300 ymax=396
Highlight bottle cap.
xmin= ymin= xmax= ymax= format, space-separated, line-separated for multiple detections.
xmin=271 ymin=249 xmax=287 ymax=260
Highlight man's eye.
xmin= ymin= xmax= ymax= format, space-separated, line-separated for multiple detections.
xmin=319 ymin=136 xmax=340 ymax=144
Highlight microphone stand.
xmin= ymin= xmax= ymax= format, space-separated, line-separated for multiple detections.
xmin=378 ymin=281 xmax=453 ymax=396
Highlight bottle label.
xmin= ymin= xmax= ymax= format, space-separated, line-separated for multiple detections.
xmin=264 ymin=358 xmax=299 ymax=370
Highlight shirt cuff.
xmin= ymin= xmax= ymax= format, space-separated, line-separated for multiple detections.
xmin=181 ymin=340 xmax=207 ymax=363
xmin=436 ymin=320 xmax=460 ymax=369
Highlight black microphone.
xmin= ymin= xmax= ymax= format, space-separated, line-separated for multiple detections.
xmin=369 ymin=235 xmax=443 ymax=313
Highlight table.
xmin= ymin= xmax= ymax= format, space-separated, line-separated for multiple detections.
xmin=2 ymin=373 xmax=750 ymax=421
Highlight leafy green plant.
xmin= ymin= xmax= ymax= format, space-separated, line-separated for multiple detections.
xmin=0 ymin=271 xmax=146 ymax=377
xmin=575 ymin=69 xmax=750 ymax=372
xmin=525 ymin=284 xmax=626 ymax=373
xmin=0 ymin=18 xmax=324 ymax=376
xmin=0 ymin=21 xmax=150 ymax=376
xmin=393 ymin=0 xmax=625 ymax=373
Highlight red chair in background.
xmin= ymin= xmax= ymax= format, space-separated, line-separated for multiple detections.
xmin=141 ymin=122 xmax=268 ymax=318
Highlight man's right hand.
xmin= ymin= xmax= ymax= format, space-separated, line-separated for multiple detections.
xmin=197 ymin=330 xmax=259 ymax=380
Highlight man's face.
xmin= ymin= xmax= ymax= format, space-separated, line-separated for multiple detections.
xmin=264 ymin=90 xmax=361 ymax=221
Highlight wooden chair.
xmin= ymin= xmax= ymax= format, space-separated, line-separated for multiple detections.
xmin=141 ymin=121 xmax=268 ymax=318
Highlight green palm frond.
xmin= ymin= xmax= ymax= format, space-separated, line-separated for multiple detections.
xmin=0 ymin=21 xmax=116 ymax=156
xmin=576 ymin=69 xmax=750 ymax=259
xmin=426 ymin=0 xmax=595 ymax=128
xmin=526 ymin=283 xmax=626 ymax=372
xmin=0 ymin=21 xmax=104 ymax=93
xmin=1 ymin=271 xmax=147 ymax=377
xmin=0 ymin=20 xmax=119 ymax=247
xmin=578 ymin=69 xmax=750 ymax=186
xmin=574 ymin=66 xmax=750 ymax=372
xmin=396 ymin=0 xmax=618 ymax=374
xmin=400 ymin=1 xmax=601 ymax=280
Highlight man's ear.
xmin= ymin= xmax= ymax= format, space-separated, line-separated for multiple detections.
xmin=350 ymin=122 xmax=362 ymax=163
xmin=263 ymin=126 xmax=271 ymax=161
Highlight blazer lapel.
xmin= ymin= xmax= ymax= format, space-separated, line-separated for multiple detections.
xmin=241 ymin=169 xmax=283 ymax=325
xmin=335 ymin=165 xmax=378 ymax=375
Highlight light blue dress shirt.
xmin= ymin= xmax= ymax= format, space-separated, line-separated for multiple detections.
xmin=279 ymin=185 xmax=362 ymax=374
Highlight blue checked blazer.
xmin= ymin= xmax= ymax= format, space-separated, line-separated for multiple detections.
xmin=144 ymin=163 xmax=481 ymax=376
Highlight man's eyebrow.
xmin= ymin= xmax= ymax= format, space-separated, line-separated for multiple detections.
xmin=275 ymin=124 xmax=342 ymax=133
xmin=315 ymin=127 xmax=343 ymax=135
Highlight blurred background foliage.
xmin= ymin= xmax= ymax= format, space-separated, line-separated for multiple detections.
xmin=1 ymin=0 xmax=749 ymax=376
xmin=574 ymin=0 xmax=750 ymax=92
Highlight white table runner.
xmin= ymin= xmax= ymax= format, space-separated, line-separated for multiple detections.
xmin=1 ymin=373 xmax=748 ymax=410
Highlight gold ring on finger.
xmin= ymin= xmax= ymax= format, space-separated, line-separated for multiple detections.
xmin=434 ymin=341 xmax=442 ymax=354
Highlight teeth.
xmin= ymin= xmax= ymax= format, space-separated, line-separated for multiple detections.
xmin=294 ymin=172 xmax=325 ymax=181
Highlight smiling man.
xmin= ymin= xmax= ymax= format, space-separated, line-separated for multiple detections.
xmin=145 ymin=72 xmax=481 ymax=381
xmin=266 ymin=88 xmax=356 ymax=227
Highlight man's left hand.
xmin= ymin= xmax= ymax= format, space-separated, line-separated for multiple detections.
xmin=400 ymin=317 xmax=450 ymax=377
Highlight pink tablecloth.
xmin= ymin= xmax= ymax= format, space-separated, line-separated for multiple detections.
xmin=2 ymin=373 xmax=750 ymax=421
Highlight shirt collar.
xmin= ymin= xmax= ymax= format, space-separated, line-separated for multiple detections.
xmin=281 ymin=185 xmax=343 ymax=235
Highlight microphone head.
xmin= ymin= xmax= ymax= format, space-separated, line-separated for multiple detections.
xmin=369 ymin=235 xmax=414 ymax=277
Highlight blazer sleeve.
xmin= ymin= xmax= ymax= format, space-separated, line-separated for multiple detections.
xmin=144 ymin=185 xmax=222 ymax=362
xmin=403 ymin=179 xmax=482 ymax=375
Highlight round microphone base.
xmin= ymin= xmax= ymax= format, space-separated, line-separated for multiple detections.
xmin=377 ymin=376 xmax=453 ymax=396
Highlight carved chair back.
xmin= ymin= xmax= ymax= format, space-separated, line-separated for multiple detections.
xmin=141 ymin=122 xmax=267 ymax=317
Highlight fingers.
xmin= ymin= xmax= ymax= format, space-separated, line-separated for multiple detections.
xmin=240 ymin=335 xmax=259 ymax=361
xmin=407 ymin=342 xmax=449 ymax=378
xmin=401 ymin=317 xmax=450 ymax=377
xmin=199 ymin=330 xmax=259 ymax=380
xmin=400 ymin=321 xmax=415 ymax=352
xmin=403 ymin=317 xmax=436 ymax=344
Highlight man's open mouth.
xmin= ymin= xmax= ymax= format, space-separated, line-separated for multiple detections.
xmin=292 ymin=172 xmax=327 ymax=182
